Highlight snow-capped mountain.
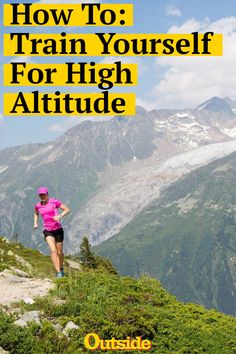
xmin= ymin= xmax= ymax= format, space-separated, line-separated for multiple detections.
xmin=197 ymin=96 xmax=234 ymax=115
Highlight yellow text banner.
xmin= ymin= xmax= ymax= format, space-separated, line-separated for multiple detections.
xmin=4 ymin=63 xmax=138 ymax=88
xmin=4 ymin=4 xmax=133 ymax=27
xmin=4 ymin=33 xmax=223 ymax=56
xmin=4 ymin=92 xmax=136 ymax=116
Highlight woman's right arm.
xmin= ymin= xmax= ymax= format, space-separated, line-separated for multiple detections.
xmin=34 ymin=210 xmax=39 ymax=229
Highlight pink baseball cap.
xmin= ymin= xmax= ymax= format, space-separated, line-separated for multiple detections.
xmin=37 ymin=187 xmax=48 ymax=195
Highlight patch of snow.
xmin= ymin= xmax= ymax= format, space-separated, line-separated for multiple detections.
xmin=188 ymin=140 xmax=198 ymax=148
xmin=19 ymin=156 xmax=32 ymax=161
xmin=0 ymin=166 xmax=8 ymax=174
xmin=198 ymin=102 xmax=209 ymax=111
xmin=176 ymin=113 xmax=195 ymax=119
xmin=18 ymin=145 xmax=51 ymax=162
xmin=40 ymin=149 xmax=63 ymax=164
xmin=160 ymin=141 xmax=236 ymax=170
xmin=213 ymin=163 xmax=231 ymax=173
xmin=222 ymin=127 xmax=236 ymax=138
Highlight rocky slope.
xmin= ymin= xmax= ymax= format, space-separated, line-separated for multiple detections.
xmin=95 ymin=150 xmax=236 ymax=316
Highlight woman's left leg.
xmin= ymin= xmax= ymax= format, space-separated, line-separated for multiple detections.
xmin=56 ymin=242 xmax=64 ymax=270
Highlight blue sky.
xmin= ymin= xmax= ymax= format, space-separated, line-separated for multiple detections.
xmin=1 ymin=0 xmax=236 ymax=149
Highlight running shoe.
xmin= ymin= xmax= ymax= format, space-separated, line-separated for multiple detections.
xmin=56 ymin=271 xmax=64 ymax=278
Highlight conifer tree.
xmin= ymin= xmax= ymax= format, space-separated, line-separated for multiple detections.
xmin=79 ymin=236 xmax=96 ymax=268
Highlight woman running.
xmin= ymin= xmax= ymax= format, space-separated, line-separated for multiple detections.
xmin=34 ymin=187 xmax=70 ymax=278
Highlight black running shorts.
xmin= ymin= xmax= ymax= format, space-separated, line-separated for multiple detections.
xmin=43 ymin=228 xmax=64 ymax=242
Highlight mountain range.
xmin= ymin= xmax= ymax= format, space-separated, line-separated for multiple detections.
xmin=1 ymin=96 xmax=236 ymax=254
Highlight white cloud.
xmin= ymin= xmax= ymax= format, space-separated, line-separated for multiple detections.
xmin=99 ymin=56 xmax=148 ymax=75
xmin=136 ymin=98 xmax=156 ymax=111
xmin=151 ymin=16 xmax=236 ymax=109
xmin=49 ymin=117 xmax=82 ymax=132
xmin=49 ymin=123 xmax=66 ymax=132
xmin=10 ymin=56 xmax=33 ymax=64
xmin=166 ymin=4 xmax=181 ymax=17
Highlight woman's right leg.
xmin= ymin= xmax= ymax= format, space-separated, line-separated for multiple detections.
xmin=45 ymin=236 xmax=60 ymax=272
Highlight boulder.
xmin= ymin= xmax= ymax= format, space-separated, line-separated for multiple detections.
xmin=10 ymin=267 xmax=28 ymax=277
xmin=7 ymin=250 xmax=14 ymax=257
xmin=14 ymin=311 xmax=41 ymax=327
xmin=63 ymin=321 xmax=79 ymax=335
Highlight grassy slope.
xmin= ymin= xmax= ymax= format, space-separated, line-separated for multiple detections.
xmin=1 ymin=239 xmax=236 ymax=353
xmin=0 ymin=236 xmax=55 ymax=278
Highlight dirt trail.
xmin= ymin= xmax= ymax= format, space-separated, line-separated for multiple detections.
xmin=0 ymin=269 xmax=54 ymax=306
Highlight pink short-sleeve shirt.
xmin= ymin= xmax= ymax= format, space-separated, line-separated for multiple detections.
xmin=35 ymin=198 xmax=62 ymax=231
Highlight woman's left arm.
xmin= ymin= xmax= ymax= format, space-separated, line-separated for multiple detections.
xmin=54 ymin=204 xmax=70 ymax=221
